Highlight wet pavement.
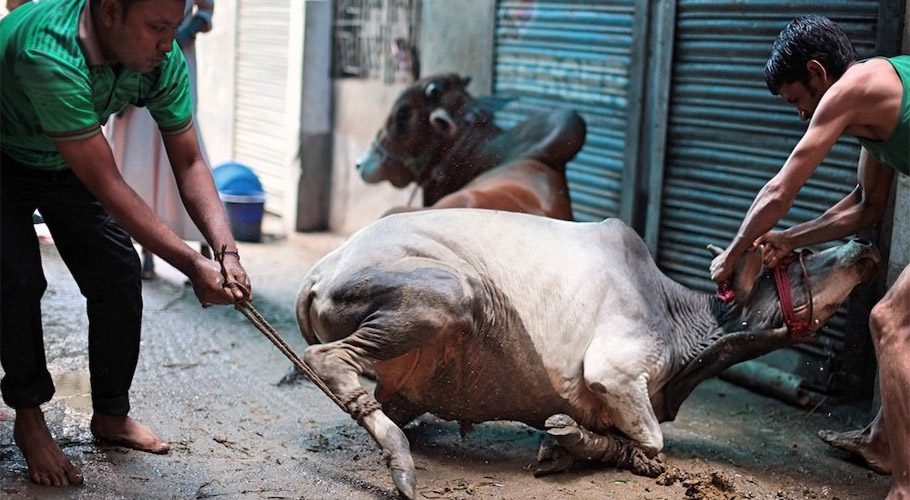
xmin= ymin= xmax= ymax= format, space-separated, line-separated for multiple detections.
xmin=0 ymin=220 xmax=893 ymax=499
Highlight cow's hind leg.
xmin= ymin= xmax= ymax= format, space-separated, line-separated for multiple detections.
xmin=304 ymin=265 xmax=473 ymax=499
xmin=538 ymin=414 xmax=666 ymax=477
xmin=304 ymin=338 xmax=416 ymax=498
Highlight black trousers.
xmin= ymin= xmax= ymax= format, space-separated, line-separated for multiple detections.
xmin=1 ymin=154 xmax=142 ymax=415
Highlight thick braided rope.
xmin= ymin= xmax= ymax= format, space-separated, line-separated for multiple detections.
xmin=342 ymin=387 xmax=383 ymax=420
xmin=214 ymin=245 xmax=350 ymax=413
xmin=233 ymin=300 xmax=349 ymax=411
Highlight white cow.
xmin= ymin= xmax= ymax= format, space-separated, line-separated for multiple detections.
xmin=295 ymin=209 xmax=879 ymax=499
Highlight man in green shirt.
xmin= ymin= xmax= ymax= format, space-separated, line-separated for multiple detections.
xmin=709 ymin=15 xmax=908 ymax=498
xmin=1 ymin=0 xmax=252 ymax=486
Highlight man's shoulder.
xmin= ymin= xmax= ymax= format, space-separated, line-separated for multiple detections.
xmin=832 ymin=60 xmax=900 ymax=102
xmin=5 ymin=0 xmax=85 ymax=70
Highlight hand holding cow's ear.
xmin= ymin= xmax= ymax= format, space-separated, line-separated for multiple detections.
xmin=707 ymin=243 xmax=763 ymax=301
xmin=708 ymin=244 xmax=735 ymax=284
xmin=755 ymin=231 xmax=792 ymax=268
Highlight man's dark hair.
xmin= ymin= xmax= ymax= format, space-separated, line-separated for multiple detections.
xmin=764 ymin=15 xmax=858 ymax=95
xmin=89 ymin=0 xmax=151 ymax=20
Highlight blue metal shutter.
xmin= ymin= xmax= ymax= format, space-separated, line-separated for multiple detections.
xmin=493 ymin=1 xmax=638 ymax=222
xmin=654 ymin=1 xmax=883 ymax=398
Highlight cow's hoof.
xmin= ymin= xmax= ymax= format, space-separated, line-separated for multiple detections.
xmin=534 ymin=436 xmax=575 ymax=476
xmin=628 ymin=450 xmax=666 ymax=478
xmin=391 ymin=467 xmax=416 ymax=499
xmin=544 ymin=414 xmax=584 ymax=446
xmin=382 ymin=450 xmax=416 ymax=499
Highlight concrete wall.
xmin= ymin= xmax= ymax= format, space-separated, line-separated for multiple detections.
xmin=329 ymin=79 xmax=414 ymax=235
xmin=328 ymin=0 xmax=497 ymax=234
xmin=419 ymin=0 xmax=496 ymax=95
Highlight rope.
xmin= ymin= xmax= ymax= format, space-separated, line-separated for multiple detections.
xmin=214 ymin=245 xmax=349 ymax=413
xmin=233 ymin=300 xmax=348 ymax=411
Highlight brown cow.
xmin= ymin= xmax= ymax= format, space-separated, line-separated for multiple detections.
xmin=355 ymin=73 xmax=586 ymax=220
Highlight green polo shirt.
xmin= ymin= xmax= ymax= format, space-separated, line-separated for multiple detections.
xmin=0 ymin=0 xmax=193 ymax=171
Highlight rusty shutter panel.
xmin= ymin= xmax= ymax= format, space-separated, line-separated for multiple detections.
xmin=652 ymin=1 xmax=887 ymax=400
xmin=233 ymin=0 xmax=291 ymax=218
xmin=493 ymin=1 xmax=639 ymax=222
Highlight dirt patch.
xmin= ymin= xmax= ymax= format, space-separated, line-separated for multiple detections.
xmin=658 ymin=467 xmax=737 ymax=500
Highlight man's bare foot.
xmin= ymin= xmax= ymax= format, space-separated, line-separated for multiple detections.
xmin=818 ymin=428 xmax=891 ymax=474
xmin=13 ymin=407 xmax=84 ymax=486
xmin=90 ymin=414 xmax=170 ymax=454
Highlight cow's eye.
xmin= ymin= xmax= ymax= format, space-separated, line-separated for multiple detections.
xmin=425 ymin=82 xmax=442 ymax=101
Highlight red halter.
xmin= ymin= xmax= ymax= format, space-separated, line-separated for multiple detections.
xmin=715 ymin=250 xmax=815 ymax=337
xmin=773 ymin=250 xmax=814 ymax=338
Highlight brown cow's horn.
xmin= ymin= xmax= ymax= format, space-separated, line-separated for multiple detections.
xmin=429 ymin=108 xmax=459 ymax=137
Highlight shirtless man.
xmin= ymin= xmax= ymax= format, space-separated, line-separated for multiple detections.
xmin=709 ymin=15 xmax=908 ymax=499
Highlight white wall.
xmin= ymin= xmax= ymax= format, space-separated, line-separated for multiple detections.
xmin=419 ymin=0 xmax=495 ymax=95
xmin=194 ymin=0 xmax=238 ymax=167
xmin=329 ymin=79 xmax=414 ymax=235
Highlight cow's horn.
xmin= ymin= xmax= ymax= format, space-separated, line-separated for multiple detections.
xmin=429 ymin=108 xmax=459 ymax=137
xmin=706 ymin=244 xmax=724 ymax=257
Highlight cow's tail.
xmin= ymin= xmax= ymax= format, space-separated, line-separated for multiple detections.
xmin=295 ymin=281 xmax=321 ymax=347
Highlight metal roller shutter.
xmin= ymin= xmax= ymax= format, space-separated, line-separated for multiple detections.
xmin=234 ymin=0 xmax=291 ymax=217
xmin=493 ymin=1 xmax=639 ymax=222
xmin=654 ymin=1 xmax=886 ymax=400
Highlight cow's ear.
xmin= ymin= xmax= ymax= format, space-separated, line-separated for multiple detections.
xmin=731 ymin=246 xmax=765 ymax=300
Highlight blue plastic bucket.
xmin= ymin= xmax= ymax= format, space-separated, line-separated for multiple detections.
xmin=221 ymin=192 xmax=265 ymax=242
xmin=213 ymin=161 xmax=264 ymax=196
xmin=213 ymin=161 xmax=265 ymax=242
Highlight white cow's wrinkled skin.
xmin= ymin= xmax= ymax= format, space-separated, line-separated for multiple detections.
xmin=295 ymin=209 xmax=878 ymax=499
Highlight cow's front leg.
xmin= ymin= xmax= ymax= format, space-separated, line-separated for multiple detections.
xmin=540 ymin=414 xmax=666 ymax=477
xmin=583 ymin=328 xmax=665 ymax=455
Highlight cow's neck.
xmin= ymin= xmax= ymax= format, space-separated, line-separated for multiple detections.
xmin=655 ymin=289 xmax=797 ymax=422
xmin=421 ymin=121 xmax=503 ymax=205
xmin=663 ymin=289 xmax=731 ymax=366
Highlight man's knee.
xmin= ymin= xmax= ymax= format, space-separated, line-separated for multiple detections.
xmin=870 ymin=289 xmax=910 ymax=348
xmin=1 ymin=270 xmax=47 ymax=303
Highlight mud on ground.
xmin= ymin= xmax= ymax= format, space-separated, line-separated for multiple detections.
xmin=0 ymin=232 xmax=890 ymax=499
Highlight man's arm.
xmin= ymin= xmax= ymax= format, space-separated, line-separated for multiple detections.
xmin=162 ymin=124 xmax=251 ymax=300
xmin=710 ymin=89 xmax=854 ymax=283
xmin=758 ymin=149 xmax=894 ymax=267
xmin=54 ymin=132 xmax=241 ymax=305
